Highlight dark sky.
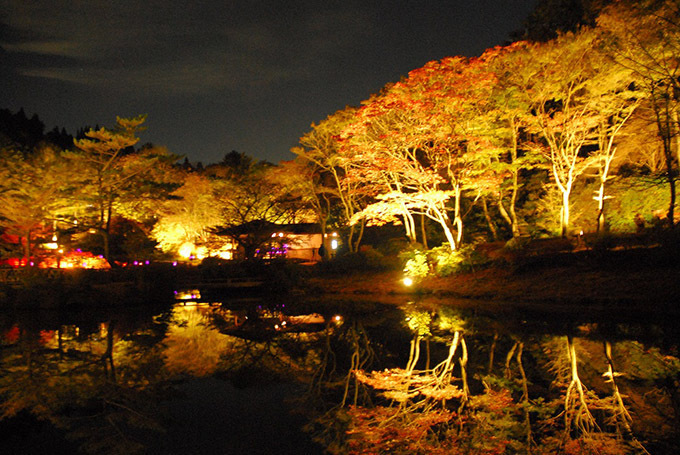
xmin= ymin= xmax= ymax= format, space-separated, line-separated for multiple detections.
xmin=0 ymin=1 xmax=536 ymax=165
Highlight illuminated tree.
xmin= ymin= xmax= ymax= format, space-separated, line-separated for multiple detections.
xmin=209 ymin=156 xmax=304 ymax=259
xmin=293 ymin=106 xmax=368 ymax=252
xmin=0 ymin=146 xmax=74 ymax=263
xmin=151 ymin=173 xmax=225 ymax=254
xmin=483 ymin=43 xmax=544 ymax=238
xmin=586 ymin=47 xmax=640 ymax=233
xmin=72 ymin=116 xmax=176 ymax=260
xmin=512 ymin=32 xmax=606 ymax=237
xmin=341 ymin=56 xmax=502 ymax=250
xmin=598 ymin=0 xmax=680 ymax=226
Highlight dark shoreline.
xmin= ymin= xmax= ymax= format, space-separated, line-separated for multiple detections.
xmin=303 ymin=246 xmax=680 ymax=309
xmin=2 ymin=245 xmax=678 ymax=311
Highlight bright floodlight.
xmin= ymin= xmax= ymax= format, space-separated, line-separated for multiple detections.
xmin=403 ymin=277 xmax=413 ymax=286
xmin=178 ymin=242 xmax=194 ymax=259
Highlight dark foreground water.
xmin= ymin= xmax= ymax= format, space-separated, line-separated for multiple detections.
xmin=1 ymin=293 xmax=679 ymax=454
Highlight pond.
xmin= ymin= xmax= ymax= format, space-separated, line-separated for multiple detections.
xmin=1 ymin=293 xmax=678 ymax=454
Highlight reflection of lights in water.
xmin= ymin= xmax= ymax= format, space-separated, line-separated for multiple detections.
xmin=403 ymin=277 xmax=413 ymax=286
xmin=175 ymin=289 xmax=201 ymax=300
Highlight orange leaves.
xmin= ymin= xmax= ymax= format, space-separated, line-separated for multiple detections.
xmin=345 ymin=404 xmax=456 ymax=454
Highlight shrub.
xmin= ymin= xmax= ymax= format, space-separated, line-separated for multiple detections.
xmin=429 ymin=244 xmax=487 ymax=277
xmin=317 ymin=250 xmax=391 ymax=274
xmin=403 ymin=252 xmax=429 ymax=279
xmin=398 ymin=246 xmax=430 ymax=280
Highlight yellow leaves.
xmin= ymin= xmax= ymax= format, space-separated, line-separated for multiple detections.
xmin=162 ymin=306 xmax=238 ymax=377
xmin=405 ymin=309 xmax=432 ymax=336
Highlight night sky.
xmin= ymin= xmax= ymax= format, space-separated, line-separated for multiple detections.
xmin=0 ymin=1 xmax=536 ymax=165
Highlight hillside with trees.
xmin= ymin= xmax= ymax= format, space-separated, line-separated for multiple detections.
xmin=1 ymin=0 xmax=679 ymax=275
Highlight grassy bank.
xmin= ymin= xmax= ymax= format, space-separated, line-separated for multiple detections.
xmin=303 ymin=246 xmax=680 ymax=309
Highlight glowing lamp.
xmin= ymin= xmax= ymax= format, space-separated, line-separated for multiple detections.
xmin=403 ymin=277 xmax=414 ymax=287
xmin=331 ymin=239 xmax=338 ymax=250
xmin=178 ymin=242 xmax=194 ymax=259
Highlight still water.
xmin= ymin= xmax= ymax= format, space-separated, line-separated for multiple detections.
xmin=1 ymin=295 xmax=678 ymax=454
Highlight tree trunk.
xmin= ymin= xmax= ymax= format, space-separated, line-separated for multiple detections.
xmin=420 ymin=214 xmax=428 ymax=249
xmin=352 ymin=219 xmax=365 ymax=253
xmin=402 ymin=209 xmax=417 ymax=244
xmin=561 ymin=187 xmax=571 ymax=238
xmin=481 ymin=196 xmax=499 ymax=241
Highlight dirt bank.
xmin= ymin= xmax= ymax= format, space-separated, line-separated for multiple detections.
xmin=304 ymin=246 xmax=680 ymax=309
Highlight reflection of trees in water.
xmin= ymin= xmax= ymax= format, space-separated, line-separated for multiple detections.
xmin=0 ymin=321 xmax=165 ymax=454
xmin=0 ymin=303 xmax=327 ymax=454
xmin=163 ymin=306 xmax=238 ymax=376
xmin=306 ymin=304 xmax=680 ymax=454
xmin=2 ymin=302 xmax=679 ymax=454
xmin=167 ymin=304 xmax=324 ymax=384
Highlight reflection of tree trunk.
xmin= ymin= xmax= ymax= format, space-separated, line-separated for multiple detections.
xmin=603 ymin=341 xmax=635 ymax=438
xmin=342 ymin=323 xmax=373 ymax=408
xmin=488 ymin=332 xmax=498 ymax=375
xmin=563 ymin=336 xmax=595 ymax=441
xmin=406 ymin=335 xmax=422 ymax=375
xmin=435 ymin=331 xmax=459 ymax=384
xmin=517 ymin=342 xmax=534 ymax=453
xmin=505 ymin=341 xmax=518 ymax=379
xmin=58 ymin=329 xmax=63 ymax=360
xmin=103 ymin=320 xmax=116 ymax=382
xmin=425 ymin=338 xmax=431 ymax=370
xmin=459 ymin=336 xmax=469 ymax=402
